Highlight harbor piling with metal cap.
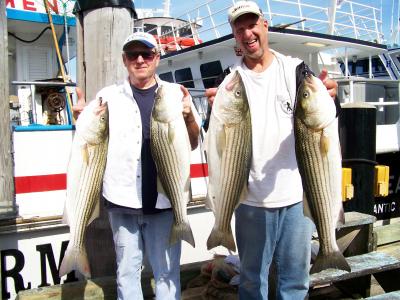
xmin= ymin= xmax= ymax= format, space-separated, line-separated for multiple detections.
xmin=339 ymin=103 xmax=377 ymax=215
xmin=74 ymin=0 xmax=136 ymax=278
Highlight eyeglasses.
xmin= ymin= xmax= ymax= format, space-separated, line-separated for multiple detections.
xmin=124 ymin=50 xmax=157 ymax=61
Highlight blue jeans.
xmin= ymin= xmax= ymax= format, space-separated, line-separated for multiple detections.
xmin=108 ymin=210 xmax=181 ymax=300
xmin=235 ymin=202 xmax=313 ymax=300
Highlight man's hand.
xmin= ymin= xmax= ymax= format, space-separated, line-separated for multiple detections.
xmin=180 ymin=85 xmax=199 ymax=150
xmin=204 ymin=69 xmax=337 ymax=107
xmin=319 ymin=69 xmax=337 ymax=99
xmin=181 ymin=85 xmax=194 ymax=120
xmin=73 ymin=87 xmax=86 ymax=120
xmin=205 ymin=87 xmax=218 ymax=107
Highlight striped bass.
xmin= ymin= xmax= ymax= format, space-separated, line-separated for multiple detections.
xmin=59 ymin=98 xmax=109 ymax=278
xmin=205 ymin=70 xmax=252 ymax=252
xmin=150 ymin=84 xmax=195 ymax=247
xmin=294 ymin=70 xmax=350 ymax=274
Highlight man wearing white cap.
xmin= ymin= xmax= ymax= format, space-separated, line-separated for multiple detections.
xmin=205 ymin=1 xmax=339 ymax=299
xmin=74 ymin=32 xmax=200 ymax=299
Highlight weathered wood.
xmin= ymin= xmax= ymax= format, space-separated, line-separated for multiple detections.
xmin=338 ymin=211 xmax=376 ymax=229
xmin=15 ymin=262 xmax=203 ymax=300
xmin=78 ymin=7 xmax=134 ymax=101
xmin=0 ymin=0 xmax=16 ymax=219
xmin=75 ymin=6 xmax=135 ymax=278
xmin=76 ymin=11 xmax=85 ymax=99
xmin=310 ymin=252 xmax=400 ymax=288
xmin=16 ymin=276 xmax=117 ymax=300
xmin=364 ymin=290 xmax=400 ymax=299
xmin=14 ymin=250 xmax=400 ymax=299
xmin=375 ymin=223 xmax=400 ymax=246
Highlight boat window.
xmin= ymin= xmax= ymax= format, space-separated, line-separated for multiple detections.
xmin=338 ymin=81 xmax=399 ymax=126
xmin=159 ymin=71 xmax=174 ymax=83
xmin=161 ymin=26 xmax=173 ymax=37
xmin=175 ymin=68 xmax=195 ymax=88
xmin=200 ymin=61 xmax=223 ymax=88
xmin=144 ymin=24 xmax=157 ymax=35
xmin=179 ymin=25 xmax=192 ymax=37
xmin=339 ymin=58 xmax=389 ymax=78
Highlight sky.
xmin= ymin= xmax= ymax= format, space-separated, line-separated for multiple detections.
xmin=65 ymin=0 xmax=399 ymax=83
xmin=134 ymin=0 xmax=398 ymax=46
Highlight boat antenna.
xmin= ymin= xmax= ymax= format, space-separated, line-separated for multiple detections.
xmin=163 ymin=0 xmax=170 ymax=17
xmin=391 ymin=0 xmax=395 ymax=45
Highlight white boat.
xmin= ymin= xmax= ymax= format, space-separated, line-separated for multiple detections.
xmin=1 ymin=0 xmax=399 ymax=299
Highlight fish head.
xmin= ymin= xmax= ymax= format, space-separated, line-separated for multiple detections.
xmin=295 ymin=74 xmax=336 ymax=130
xmin=152 ymin=85 xmax=181 ymax=123
xmin=216 ymin=71 xmax=249 ymax=125
xmin=80 ymin=98 xmax=109 ymax=144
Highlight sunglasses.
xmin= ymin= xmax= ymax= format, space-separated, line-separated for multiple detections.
xmin=124 ymin=50 xmax=157 ymax=61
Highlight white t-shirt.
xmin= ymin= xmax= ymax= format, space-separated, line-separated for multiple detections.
xmin=233 ymin=50 xmax=304 ymax=208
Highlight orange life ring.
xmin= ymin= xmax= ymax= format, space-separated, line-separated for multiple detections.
xmin=178 ymin=37 xmax=197 ymax=47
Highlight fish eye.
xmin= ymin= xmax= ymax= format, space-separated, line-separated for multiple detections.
xmin=303 ymin=91 xmax=309 ymax=98
xmin=235 ymin=90 xmax=241 ymax=97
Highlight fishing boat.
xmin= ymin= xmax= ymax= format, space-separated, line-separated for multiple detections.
xmin=1 ymin=0 xmax=399 ymax=299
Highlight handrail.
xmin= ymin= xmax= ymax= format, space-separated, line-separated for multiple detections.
xmin=135 ymin=0 xmax=383 ymax=55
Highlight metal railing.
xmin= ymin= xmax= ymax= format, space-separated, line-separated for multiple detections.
xmin=135 ymin=0 xmax=384 ymax=55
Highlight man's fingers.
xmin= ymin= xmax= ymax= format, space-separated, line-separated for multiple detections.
xmin=205 ymin=88 xmax=217 ymax=107
xmin=318 ymin=69 xmax=328 ymax=82
xmin=75 ymin=87 xmax=86 ymax=106
xmin=180 ymin=85 xmax=190 ymax=98
xmin=205 ymin=88 xmax=217 ymax=98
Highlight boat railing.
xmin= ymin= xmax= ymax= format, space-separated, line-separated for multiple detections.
xmin=336 ymin=77 xmax=400 ymax=125
xmin=138 ymin=0 xmax=384 ymax=55
xmin=188 ymin=88 xmax=209 ymax=125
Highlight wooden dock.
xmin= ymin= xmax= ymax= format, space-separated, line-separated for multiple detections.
xmin=16 ymin=212 xmax=400 ymax=300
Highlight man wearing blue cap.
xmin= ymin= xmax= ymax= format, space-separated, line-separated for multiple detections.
xmin=74 ymin=32 xmax=200 ymax=300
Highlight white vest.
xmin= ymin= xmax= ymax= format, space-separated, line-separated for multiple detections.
xmin=223 ymin=50 xmax=304 ymax=208
xmin=84 ymin=77 xmax=199 ymax=209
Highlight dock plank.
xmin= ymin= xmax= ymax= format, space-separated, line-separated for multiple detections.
xmin=365 ymin=290 xmax=400 ymax=299
xmin=375 ymin=223 xmax=400 ymax=246
xmin=310 ymin=252 xmax=400 ymax=287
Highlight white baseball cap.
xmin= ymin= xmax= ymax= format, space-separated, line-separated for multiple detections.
xmin=122 ymin=32 xmax=158 ymax=50
xmin=228 ymin=1 xmax=263 ymax=25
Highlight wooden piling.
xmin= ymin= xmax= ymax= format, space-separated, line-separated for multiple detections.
xmin=0 ymin=0 xmax=16 ymax=219
xmin=75 ymin=6 xmax=135 ymax=278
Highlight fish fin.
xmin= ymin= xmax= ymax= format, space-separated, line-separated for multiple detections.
xmin=303 ymin=193 xmax=314 ymax=222
xmin=82 ymin=144 xmax=89 ymax=165
xmin=207 ymin=227 xmax=236 ymax=252
xmin=87 ymin=196 xmax=100 ymax=225
xmin=310 ymin=250 xmax=350 ymax=274
xmin=168 ymin=123 xmax=175 ymax=143
xmin=336 ymin=228 xmax=361 ymax=253
xmin=170 ymin=221 xmax=195 ymax=248
xmin=59 ymin=244 xmax=91 ymax=278
xmin=320 ymin=131 xmax=330 ymax=156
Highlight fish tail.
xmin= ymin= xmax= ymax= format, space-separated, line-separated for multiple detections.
xmin=170 ymin=221 xmax=195 ymax=248
xmin=310 ymin=250 xmax=351 ymax=274
xmin=206 ymin=227 xmax=236 ymax=252
xmin=59 ymin=245 xmax=91 ymax=278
